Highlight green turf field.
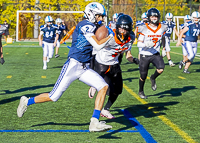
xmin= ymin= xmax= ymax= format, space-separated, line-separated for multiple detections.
xmin=0 ymin=42 xmax=200 ymax=143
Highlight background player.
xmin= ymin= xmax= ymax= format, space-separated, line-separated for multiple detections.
xmin=55 ymin=18 xmax=66 ymax=58
xmin=137 ymin=8 xmax=168 ymax=99
xmin=39 ymin=16 xmax=59 ymax=70
xmin=176 ymin=11 xmax=200 ymax=73
xmin=178 ymin=15 xmax=191 ymax=70
xmin=89 ymin=15 xmax=139 ymax=119
xmin=108 ymin=13 xmax=118 ymax=30
xmin=17 ymin=2 xmax=114 ymax=132
xmin=161 ymin=13 xmax=179 ymax=67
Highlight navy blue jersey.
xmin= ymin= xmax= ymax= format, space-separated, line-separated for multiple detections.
xmin=40 ymin=24 xmax=58 ymax=43
xmin=185 ymin=22 xmax=200 ymax=42
xmin=68 ymin=20 xmax=96 ymax=63
xmin=57 ymin=24 xmax=66 ymax=41
xmin=162 ymin=21 xmax=176 ymax=37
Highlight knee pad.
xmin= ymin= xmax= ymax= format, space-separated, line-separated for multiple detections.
xmin=140 ymin=72 xmax=147 ymax=81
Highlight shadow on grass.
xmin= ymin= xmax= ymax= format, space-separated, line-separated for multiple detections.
xmin=31 ymin=122 xmax=89 ymax=127
xmin=122 ymin=77 xmax=139 ymax=82
xmin=0 ymin=92 xmax=48 ymax=105
xmin=0 ymin=84 xmax=54 ymax=95
xmin=98 ymin=101 xmax=179 ymax=139
xmin=149 ymin=86 xmax=197 ymax=98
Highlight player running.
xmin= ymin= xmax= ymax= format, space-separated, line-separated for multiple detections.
xmin=89 ymin=14 xmax=139 ymax=119
xmin=178 ymin=15 xmax=192 ymax=70
xmin=39 ymin=16 xmax=59 ymax=70
xmin=17 ymin=2 xmax=114 ymax=132
xmin=55 ymin=18 xmax=66 ymax=58
xmin=161 ymin=13 xmax=179 ymax=67
xmin=137 ymin=8 xmax=168 ymax=99
xmin=176 ymin=11 xmax=200 ymax=73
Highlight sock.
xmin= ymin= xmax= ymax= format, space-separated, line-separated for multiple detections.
xmin=168 ymin=59 xmax=171 ymax=61
xmin=43 ymin=60 xmax=47 ymax=66
xmin=151 ymin=70 xmax=160 ymax=80
xmin=139 ymin=79 xmax=145 ymax=92
xmin=104 ymin=95 xmax=118 ymax=110
xmin=27 ymin=97 xmax=35 ymax=106
xmin=92 ymin=109 xmax=101 ymax=120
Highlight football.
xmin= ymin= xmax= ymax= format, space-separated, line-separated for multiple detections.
xmin=95 ymin=25 xmax=108 ymax=41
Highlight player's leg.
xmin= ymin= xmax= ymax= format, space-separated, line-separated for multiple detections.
xmin=179 ymin=41 xmax=187 ymax=69
xmin=79 ymin=68 xmax=112 ymax=132
xmin=183 ymin=41 xmax=194 ymax=73
xmin=138 ymin=55 xmax=150 ymax=99
xmin=150 ymin=54 xmax=165 ymax=91
xmin=42 ymin=42 xmax=48 ymax=70
xmin=55 ymin=40 xmax=60 ymax=58
xmin=48 ymin=43 xmax=54 ymax=59
xmin=165 ymin=37 xmax=175 ymax=67
xmin=101 ymin=68 xmax=123 ymax=119
xmin=17 ymin=58 xmax=79 ymax=118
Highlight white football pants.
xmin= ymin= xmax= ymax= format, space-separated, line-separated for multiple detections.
xmin=49 ymin=58 xmax=108 ymax=101
xmin=42 ymin=41 xmax=54 ymax=58
xmin=165 ymin=36 xmax=171 ymax=52
xmin=184 ymin=41 xmax=197 ymax=62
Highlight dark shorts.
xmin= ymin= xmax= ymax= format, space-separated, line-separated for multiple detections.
xmin=139 ymin=53 xmax=165 ymax=74
xmin=5 ymin=31 xmax=9 ymax=36
xmin=94 ymin=60 xmax=123 ymax=95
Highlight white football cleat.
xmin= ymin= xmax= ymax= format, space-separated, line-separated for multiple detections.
xmin=47 ymin=57 xmax=50 ymax=63
xmin=88 ymin=87 xmax=97 ymax=99
xmin=43 ymin=65 xmax=47 ymax=70
xmin=101 ymin=109 xmax=115 ymax=119
xmin=17 ymin=96 xmax=29 ymax=118
xmin=89 ymin=117 xmax=112 ymax=132
xmin=169 ymin=61 xmax=175 ymax=67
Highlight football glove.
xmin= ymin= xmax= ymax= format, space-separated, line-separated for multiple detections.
xmin=145 ymin=41 xmax=155 ymax=48
xmin=162 ymin=49 xmax=166 ymax=57
xmin=1 ymin=58 xmax=5 ymax=65
xmin=133 ymin=58 xmax=139 ymax=65
xmin=105 ymin=26 xmax=115 ymax=37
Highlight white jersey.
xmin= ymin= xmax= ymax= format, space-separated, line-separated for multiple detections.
xmin=95 ymin=30 xmax=133 ymax=65
xmin=138 ymin=23 xmax=168 ymax=55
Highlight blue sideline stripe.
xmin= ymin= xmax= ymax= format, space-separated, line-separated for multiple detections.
xmin=121 ymin=109 xmax=157 ymax=143
xmin=0 ymin=130 xmax=138 ymax=133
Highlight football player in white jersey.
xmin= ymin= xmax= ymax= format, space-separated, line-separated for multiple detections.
xmin=17 ymin=2 xmax=114 ymax=132
xmin=108 ymin=13 xmax=118 ymax=30
xmin=162 ymin=13 xmax=179 ymax=67
xmin=89 ymin=15 xmax=139 ymax=119
xmin=137 ymin=8 xmax=168 ymax=99
xmin=39 ymin=16 xmax=59 ymax=70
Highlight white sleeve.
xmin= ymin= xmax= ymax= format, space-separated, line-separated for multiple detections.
xmin=86 ymin=34 xmax=114 ymax=51
xmin=137 ymin=41 xmax=145 ymax=48
xmin=40 ymin=31 xmax=44 ymax=35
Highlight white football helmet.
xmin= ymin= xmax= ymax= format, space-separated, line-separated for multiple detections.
xmin=184 ymin=15 xmax=191 ymax=22
xmin=141 ymin=12 xmax=147 ymax=19
xmin=84 ymin=2 xmax=106 ymax=23
xmin=191 ymin=11 xmax=200 ymax=23
xmin=56 ymin=18 xmax=62 ymax=24
xmin=112 ymin=13 xmax=118 ymax=21
xmin=45 ymin=16 xmax=53 ymax=23
xmin=165 ymin=13 xmax=173 ymax=22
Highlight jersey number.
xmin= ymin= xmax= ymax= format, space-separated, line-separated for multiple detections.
xmin=152 ymin=38 xmax=159 ymax=46
xmin=45 ymin=31 xmax=54 ymax=38
xmin=166 ymin=28 xmax=172 ymax=34
xmin=193 ymin=29 xmax=200 ymax=36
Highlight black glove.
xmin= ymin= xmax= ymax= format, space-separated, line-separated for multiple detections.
xmin=1 ymin=58 xmax=5 ymax=65
xmin=133 ymin=58 xmax=139 ymax=65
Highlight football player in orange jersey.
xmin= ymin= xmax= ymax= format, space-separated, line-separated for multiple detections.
xmin=137 ymin=8 xmax=168 ymax=99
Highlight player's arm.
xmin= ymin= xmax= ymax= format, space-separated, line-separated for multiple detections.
xmin=125 ymin=50 xmax=139 ymax=64
xmin=54 ymin=33 xmax=59 ymax=47
xmin=173 ymin=27 xmax=179 ymax=37
xmin=176 ymin=26 xmax=189 ymax=47
xmin=38 ymin=31 xmax=43 ymax=46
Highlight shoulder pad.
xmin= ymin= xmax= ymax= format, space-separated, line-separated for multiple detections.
xmin=172 ymin=21 xmax=176 ymax=26
xmin=161 ymin=23 xmax=168 ymax=31
xmin=137 ymin=24 xmax=146 ymax=33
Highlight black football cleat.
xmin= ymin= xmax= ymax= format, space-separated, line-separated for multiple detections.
xmin=150 ymin=76 xmax=157 ymax=91
xmin=138 ymin=91 xmax=147 ymax=99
